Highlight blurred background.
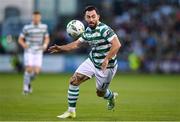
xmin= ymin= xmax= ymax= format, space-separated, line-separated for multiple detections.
xmin=0 ymin=0 xmax=180 ymax=73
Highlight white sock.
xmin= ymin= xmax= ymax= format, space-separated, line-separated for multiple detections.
xmin=68 ymin=107 xmax=76 ymax=112
xmin=23 ymin=84 xmax=29 ymax=91
xmin=23 ymin=71 xmax=31 ymax=91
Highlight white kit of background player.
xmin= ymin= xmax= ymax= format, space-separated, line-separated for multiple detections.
xmin=18 ymin=11 xmax=50 ymax=95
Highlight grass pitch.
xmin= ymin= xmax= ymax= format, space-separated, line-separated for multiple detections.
xmin=0 ymin=73 xmax=180 ymax=121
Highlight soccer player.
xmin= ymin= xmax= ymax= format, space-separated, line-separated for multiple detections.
xmin=18 ymin=11 xmax=50 ymax=95
xmin=48 ymin=6 xmax=121 ymax=118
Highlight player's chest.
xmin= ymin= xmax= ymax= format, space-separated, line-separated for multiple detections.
xmin=27 ymin=28 xmax=46 ymax=36
xmin=85 ymin=31 xmax=101 ymax=38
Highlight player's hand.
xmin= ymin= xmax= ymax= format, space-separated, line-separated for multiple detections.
xmin=48 ymin=44 xmax=61 ymax=53
xmin=43 ymin=43 xmax=48 ymax=51
xmin=101 ymin=58 xmax=109 ymax=72
xmin=23 ymin=44 xmax=29 ymax=49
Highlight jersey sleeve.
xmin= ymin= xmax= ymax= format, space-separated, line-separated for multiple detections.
xmin=78 ymin=32 xmax=87 ymax=42
xmin=101 ymin=27 xmax=117 ymax=42
xmin=45 ymin=25 xmax=49 ymax=37
xmin=20 ymin=26 xmax=27 ymax=38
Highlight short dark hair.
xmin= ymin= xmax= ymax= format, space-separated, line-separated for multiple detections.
xmin=33 ymin=11 xmax=41 ymax=15
xmin=83 ymin=6 xmax=100 ymax=15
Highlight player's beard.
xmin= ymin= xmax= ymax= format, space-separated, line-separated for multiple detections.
xmin=89 ymin=21 xmax=97 ymax=29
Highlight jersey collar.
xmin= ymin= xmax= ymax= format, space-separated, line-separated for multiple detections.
xmin=31 ymin=22 xmax=41 ymax=27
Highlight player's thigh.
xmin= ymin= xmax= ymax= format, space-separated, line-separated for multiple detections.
xmin=95 ymin=65 xmax=118 ymax=91
xmin=70 ymin=58 xmax=95 ymax=85
xmin=70 ymin=72 xmax=90 ymax=86
xmin=75 ymin=58 xmax=95 ymax=78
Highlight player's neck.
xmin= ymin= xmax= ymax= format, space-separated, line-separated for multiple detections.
xmin=32 ymin=22 xmax=41 ymax=25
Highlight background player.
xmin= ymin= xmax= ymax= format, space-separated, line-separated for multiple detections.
xmin=18 ymin=11 xmax=50 ymax=95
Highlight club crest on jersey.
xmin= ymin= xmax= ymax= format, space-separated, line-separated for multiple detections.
xmin=104 ymin=30 xmax=111 ymax=37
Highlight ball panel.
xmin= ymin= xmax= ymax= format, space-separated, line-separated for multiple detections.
xmin=66 ymin=20 xmax=85 ymax=38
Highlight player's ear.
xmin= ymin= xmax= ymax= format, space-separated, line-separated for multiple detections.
xmin=97 ymin=14 xmax=100 ymax=20
xmin=84 ymin=15 xmax=88 ymax=22
xmin=39 ymin=15 xmax=42 ymax=20
xmin=83 ymin=11 xmax=86 ymax=19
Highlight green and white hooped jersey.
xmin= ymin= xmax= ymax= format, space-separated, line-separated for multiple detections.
xmin=78 ymin=22 xmax=118 ymax=69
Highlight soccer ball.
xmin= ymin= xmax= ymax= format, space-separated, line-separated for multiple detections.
xmin=66 ymin=20 xmax=85 ymax=38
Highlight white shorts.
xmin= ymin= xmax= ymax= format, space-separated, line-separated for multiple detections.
xmin=75 ymin=58 xmax=118 ymax=91
xmin=24 ymin=52 xmax=43 ymax=67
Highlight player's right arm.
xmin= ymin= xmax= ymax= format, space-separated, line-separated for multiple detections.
xmin=18 ymin=26 xmax=28 ymax=49
xmin=18 ymin=36 xmax=28 ymax=49
xmin=48 ymin=39 xmax=82 ymax=53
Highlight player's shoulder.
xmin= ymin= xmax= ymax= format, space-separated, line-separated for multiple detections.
xmin=99 ymin=22 xmax=109 ymax=28
xmin=23 ymin=23 xmax=33 ymax=30
xmin=98 ymin=22 xmax=110 ymax=31
xmin=98 ymin=22 xmax=111 ymax=32
xmin=39 ymin=23 xmax=48 ymax=28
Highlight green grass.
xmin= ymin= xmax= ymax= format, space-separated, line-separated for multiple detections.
xmin=0 ymin=73 xmax=180 ymax=121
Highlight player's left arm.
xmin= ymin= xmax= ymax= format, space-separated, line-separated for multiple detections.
xmin=43 ymin=35 xmax=50 ymax=51
xmin=101 ymin=34 xmax=121 ymax=71
xmin=42 ymin=25 xmax=50 ymax=51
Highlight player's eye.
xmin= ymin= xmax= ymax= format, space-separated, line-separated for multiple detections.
xmin=92 ymin=15 xmax=96 ymax=18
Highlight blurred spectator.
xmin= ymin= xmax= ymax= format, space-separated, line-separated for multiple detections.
xmin=1 ymin=6 xmax=23 ymax=54
xmin=10 ymin=52 xmax=23 ymax=73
